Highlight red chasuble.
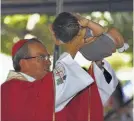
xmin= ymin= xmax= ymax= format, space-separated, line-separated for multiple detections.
xmin=1 ymin=72 xmax=55 ymax=121
xmin=56 ymin=64 xmax=104 ymax=121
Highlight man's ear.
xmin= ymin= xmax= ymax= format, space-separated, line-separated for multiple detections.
xmin=19 ymin=59 xmax=31 ymax=72
xmin=19 ymin=59 xmax=26 ymax=71
xmin=49 ymin=24 xmax=64 ymax=45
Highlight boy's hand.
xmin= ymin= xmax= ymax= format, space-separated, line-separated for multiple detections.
xmin=72 ymin=13 xmax=89 ymax=27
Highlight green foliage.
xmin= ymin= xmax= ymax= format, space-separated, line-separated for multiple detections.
xmin=1 ymin=14 xmax=56 ymax=55
xmin=1 ymin=12 xmax=133 ymax=70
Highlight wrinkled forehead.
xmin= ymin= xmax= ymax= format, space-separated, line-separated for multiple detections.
xmin=28 ymin=42 xmax=49 ymax=56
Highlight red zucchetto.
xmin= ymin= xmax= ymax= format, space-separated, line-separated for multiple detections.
xmin=12 ymin=39 xmax=27 ymax=56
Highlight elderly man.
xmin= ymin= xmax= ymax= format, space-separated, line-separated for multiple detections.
xmin=1 ymin=38 xmax=94 ymax=121
xmin=51 ymin=12 xmax=127 ymax=121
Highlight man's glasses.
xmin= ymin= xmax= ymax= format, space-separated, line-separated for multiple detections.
xmin=23 ymin=54 xmax=50 ymax=61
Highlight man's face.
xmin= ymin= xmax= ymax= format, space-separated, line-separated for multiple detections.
xmin=23 ymin=42 xmax=51 ymax=80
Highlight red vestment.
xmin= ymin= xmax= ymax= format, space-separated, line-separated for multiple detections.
xmin=1 ymin=72 xmax=55 ymax=121
xmin=56 ymin=65 xmax=104 ymax=121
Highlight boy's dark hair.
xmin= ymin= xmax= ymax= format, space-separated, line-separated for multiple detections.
xmin=52 ymin=12 xmax=80 ymax=43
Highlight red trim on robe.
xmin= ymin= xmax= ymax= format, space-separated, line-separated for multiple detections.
xmin=88 ymin=64 xmax=104 ymax=121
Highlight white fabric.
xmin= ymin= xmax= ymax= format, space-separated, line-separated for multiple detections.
xmin=93 ymin=60 xmax=118 ymax=106
xmin=20 ymin=72 xmax=35 ymax=82
xmin=54 ymin=52 xmax=94 ymax=112
xmin=118 ymin=43 xmax=129 ymax=53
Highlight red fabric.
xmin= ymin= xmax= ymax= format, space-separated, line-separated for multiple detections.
xmin=1 ymin=72 xmax=54 ymax=121
xmin=55 ymin=65 xmax=104 ymax=121
xmin=12 ymin=40 xmax=27 ymax=56
xmin=55 ymin=107 xmax=67 ymax=121
xmin=88 ymin=65 xmax=104 ymax=121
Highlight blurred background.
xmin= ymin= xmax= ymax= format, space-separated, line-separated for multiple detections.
xmin=1 ymin=0 xmax=133 ymax=120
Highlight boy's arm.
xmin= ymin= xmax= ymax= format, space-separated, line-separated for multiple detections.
xmin=72 ymin=13 xmax=104 ymax=43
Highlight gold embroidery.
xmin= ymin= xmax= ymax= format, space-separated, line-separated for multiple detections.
xmin=52 ymin=73 xmax=56 ymax=121
xmin=88 ymin=63 xmax=93 ymax=121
